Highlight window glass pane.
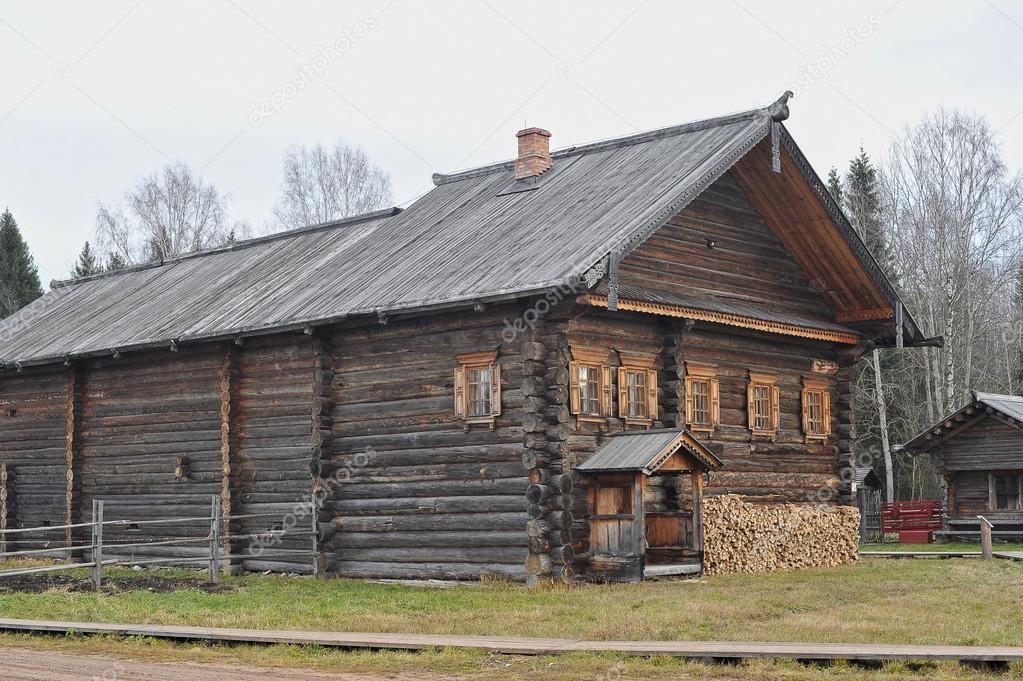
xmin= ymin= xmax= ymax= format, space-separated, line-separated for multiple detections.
xmin=626 ymin=370 xmax=647 ymax=418
xmin=691 ymin=379 xmax=710 ymax=425
xmin=806 ymin=390 xmax=824 ymax=434
xmin=467 ymin=367 xmax=491 ymax=417
xmin=578 ymin=365 xmax=600 ymax=415
xmin=753 ymin=385 xmax=771 ymax=430
xmin=995 ymin=475 xmax=1021 ymax=510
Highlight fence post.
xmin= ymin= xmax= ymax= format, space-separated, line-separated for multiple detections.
xmin=0 ymin=463 xmax=8 ymax=557
xmin=312 ymin=497 xmax=320 ymax=578
xmin=91 ymin=499 xmax=104 ymax=591
xmin=979 ymin=515 xmax=993 ymax=559
xmin=209 ymin=495 xmax=221 ymax=582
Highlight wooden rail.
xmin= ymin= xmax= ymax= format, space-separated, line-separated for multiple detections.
xmin=0 ymin=618 xmax=1021 ymax=664
xmin=0 ymin=496 xmax=310 ymax=587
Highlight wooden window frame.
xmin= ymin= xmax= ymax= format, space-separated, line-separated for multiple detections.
xmin=617 ymin=352 xmax=658 ymax=428
xmin=684 ymin=363 xmax=719 ymax=434
xmin=568 ymin=347 xmax=613 ymax=424
xmin=747 ymin=371 xmax=779 ymax=437
xmin=454 ymin=351 xmax=501 ymax=430
xmin=801 ymin=377 xmax=832 ymax=441
xmin=989 ymin=472 xmax=1023 ymax=512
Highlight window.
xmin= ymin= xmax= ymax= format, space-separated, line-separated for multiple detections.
xmin=579 ymin=365 xmax=600 ymax=414
xmin=617 ymin=353 xmax=658 ymax=426
xmin=801 ymin=378 xmax=832 ymax=440
xmin=684 ymin=364 xmax=719 ymax=432
xmin=466 ymin=366 xmax=492 ymax=417
xmin=625 ymin=370 xmax=648 ymax=418
xmin=747 ymin=371 xmax=779 ymax=436
xmin=454 ymin=351 xmax=501 ymax=429
xmin=992 ymin=474 xmax=1022 ymax=511
xmin=568 ymin=347 xmax=613 ymax=420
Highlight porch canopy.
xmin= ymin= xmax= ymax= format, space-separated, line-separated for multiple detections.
xmin=577 ymin=428 xmax=724 ymax=475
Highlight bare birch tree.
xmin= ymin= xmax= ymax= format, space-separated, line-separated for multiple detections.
xmin=96 ymin=162 xmax=237 ymax=264
xmin=843 ymin=110 xmax=1023 ymax=502
xmin=882 ymin=108 xmax=1023 ymax=415
xmin=272 ymin=140 xmax=392 ymax=230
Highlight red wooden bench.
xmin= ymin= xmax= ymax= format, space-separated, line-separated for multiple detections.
xmin=880 ymin=500 xmax=943 ymax=544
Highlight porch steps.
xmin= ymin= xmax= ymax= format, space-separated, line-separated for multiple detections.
xmin=643 ymin=563 xmax=702 ymax=577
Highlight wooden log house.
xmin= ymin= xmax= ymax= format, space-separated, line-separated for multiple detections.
xmin=0 ymin=93 xmax=934 ymax=581
xmin=901 ymin=392 xmax=1023 ymax=540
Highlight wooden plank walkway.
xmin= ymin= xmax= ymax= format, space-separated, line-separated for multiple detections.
xmin=860 ymin=550 xmax=1023 ymax=561
xmin=1 ymin=618 xmax=1022 ymax=663
xmin=995 ymin=551 xmax=1023 ymax=560
xmin=859 ymin=551 xmax=981 ymax=558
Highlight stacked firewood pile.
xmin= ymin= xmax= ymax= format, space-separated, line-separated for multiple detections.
xmin=702 ymin=494 xmax=859 ymax=575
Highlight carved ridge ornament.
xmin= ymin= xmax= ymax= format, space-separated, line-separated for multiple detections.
xmin=578 ymin=295 xmax=861 ymax=345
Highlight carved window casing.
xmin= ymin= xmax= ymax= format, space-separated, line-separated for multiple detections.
xmin=684 ymin=363 xmax=720 ymax=434
xmin=618 ymin=352 xmax=658 ymax=428
xmin=801 ymin=377 xmax=832 ymax=441
xmin=454 ymin=351 xmax=501 ymax=430
xmin=568 ymin=347 xmax=613 ymax=423
xmin=747 ymin=371 xmax=779 ymax=436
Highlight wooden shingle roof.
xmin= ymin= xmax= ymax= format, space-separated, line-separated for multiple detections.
xmin=576 ymin=429 xmax=723 ymax=474
xmin=901 ymin=391 xmax=1023 ymax=453
xmin=0 ymin=93 xmax=915 ymax=367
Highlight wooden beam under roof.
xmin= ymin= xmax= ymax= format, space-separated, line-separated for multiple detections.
xmin=731 ymin=139 xmax=893 ymax=322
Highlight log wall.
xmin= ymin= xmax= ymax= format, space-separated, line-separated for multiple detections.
xmin=936 ymin=417 xmax=1023 ymax=472
xmin=0 ymin=172 xmax=870 ymax=579
xmin=324 ymin=306 xmax=529 ymax=580
xmin=522 ymin=310 xmax=576 ymax=584
xmin=619 ymin=171 xmax=835 ymax=323
xmin=561 ymin=309 xmax=849 ymax=575
xmin=948 ymin=471 xmax=991 ymax=518
xmin=681 ymin=323 xmax=845 ymax=503
xmin=0 ymin=367 xmax=69 ymax=551
xmin=78 ymin=348 xmax=224 ymax=559
xmin=932 ymin=417 xmax=1023 ymax=521
xmin=233 ymin=335 xmax=316 ymax=574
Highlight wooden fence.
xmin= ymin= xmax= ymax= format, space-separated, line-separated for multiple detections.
xmin=0 ymin=495 xmax=315 ymax=589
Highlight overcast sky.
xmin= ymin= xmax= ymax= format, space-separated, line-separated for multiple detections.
xmin=2 ymin=0 xmax=1022 ymax=284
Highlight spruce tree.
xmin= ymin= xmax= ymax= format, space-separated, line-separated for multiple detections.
xmin=72 ymin=241 xmax=104 ymax=278
xmin=840 ymin=150 xmax=907 ymax=498
xmin=826 ymin=167 xmax=844 ymax=207
xmin=0 ymin=209 xmax=43 ymax=318
xmin=106 ymin=252 xmax=127 ymax=272
xmin=844 ymin=149 xmax=891 ymax=275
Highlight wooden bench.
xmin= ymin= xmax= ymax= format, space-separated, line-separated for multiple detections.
xmin=881 ymin=500 xmax=942 ymax=544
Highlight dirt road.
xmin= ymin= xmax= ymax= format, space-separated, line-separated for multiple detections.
xmin=0 ymin=647 xmax=411 ymax=680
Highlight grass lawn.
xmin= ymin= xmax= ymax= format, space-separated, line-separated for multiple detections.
xmin=0 ymin=558 xmax=1021 ymax=679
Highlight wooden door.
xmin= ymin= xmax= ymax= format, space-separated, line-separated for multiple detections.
xmin=587 ymin=474 xmax=644 ymax=581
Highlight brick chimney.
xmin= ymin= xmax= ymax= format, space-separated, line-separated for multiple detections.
xmin=514 ymin=127 xmax=552 ymax=180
